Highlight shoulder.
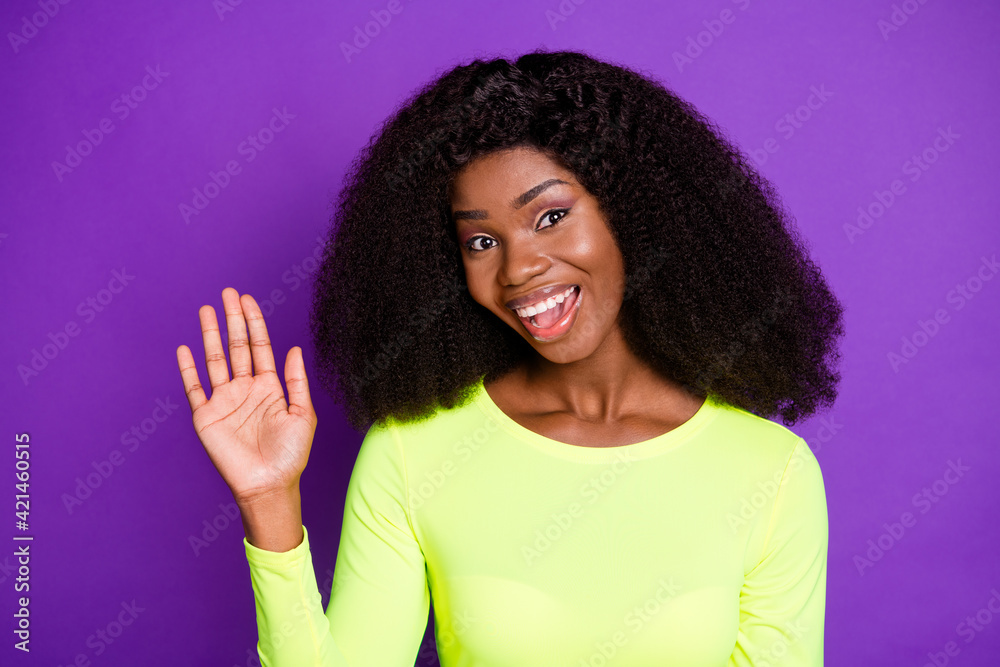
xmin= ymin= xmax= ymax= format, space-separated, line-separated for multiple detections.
xmin=701 ymin=399 xmax=828 ymax=571
xmin=699 ymin=396 xmax=826 ymax=513
xmin=704 ymin=395 xmax=815 ymax=466
xmin=362 ymin=383 xmax=491 ymax=464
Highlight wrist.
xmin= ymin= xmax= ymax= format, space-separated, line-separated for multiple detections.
xmin=236 ymin=481 xmax=301 ymax=510
xmin=238 ymin=485 xmax=304 ymax=553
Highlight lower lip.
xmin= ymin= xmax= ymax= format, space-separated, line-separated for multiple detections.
xmin=514 ymin=286 xmax=582 ymax=342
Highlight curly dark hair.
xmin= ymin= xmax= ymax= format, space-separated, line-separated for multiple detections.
xmin=308 ymin=48 xmax=845 ymax=433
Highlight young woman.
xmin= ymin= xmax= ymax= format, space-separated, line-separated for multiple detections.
xmin=177 ymin=50 xmax=844 ymax=666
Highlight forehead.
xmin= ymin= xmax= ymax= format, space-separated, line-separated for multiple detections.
xmin=449 ymin=146 xmax=575 ymax=205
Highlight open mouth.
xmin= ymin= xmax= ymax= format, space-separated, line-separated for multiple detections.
xmin=512 ymin=285 xmax=582 ymax=342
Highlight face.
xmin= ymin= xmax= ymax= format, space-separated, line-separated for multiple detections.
xmin=449 ymin=145 xmax=627 ymax=364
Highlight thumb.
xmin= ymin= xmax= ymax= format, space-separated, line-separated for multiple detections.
xmin=284 ymin=346 xmax=315 ymax=418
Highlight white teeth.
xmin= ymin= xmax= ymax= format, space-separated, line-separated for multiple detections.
xmin=514 ymin=286 xmax=577 ymax=318
xmin=535 ymin=297 xmax=559 ymax=312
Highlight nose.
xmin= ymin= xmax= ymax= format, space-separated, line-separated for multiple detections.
xmin=498 ymin=234 xmax=551 ymax=287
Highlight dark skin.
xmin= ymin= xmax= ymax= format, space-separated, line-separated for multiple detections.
xmin=177 ymin=144 xmax=711 ymax=555
xmin=449 ymin=146 xmax=705 ymax=448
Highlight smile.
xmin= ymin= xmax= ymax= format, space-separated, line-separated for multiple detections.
xmin=512 ymin=285 xmax=582 ymax=342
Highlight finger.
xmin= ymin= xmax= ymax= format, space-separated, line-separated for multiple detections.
xmin=222 ymin=287 xmax=252 ymax=380
xmin=199 ymin=304 xmax=231 ymax=389
xmin=241 ymin=293 xmax=277 ymax=378
xmin=285 ymin=347 xmax=315 ymax=418
xmin=176 ymin=344 xmax=208 ymax=412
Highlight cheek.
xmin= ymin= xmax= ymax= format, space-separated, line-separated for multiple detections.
xmin=564 ymin=226 xmax=612 ymax=270
xmin=568 ymin=226 xmax=626 ymax=299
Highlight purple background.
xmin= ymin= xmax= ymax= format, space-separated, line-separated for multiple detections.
xmin=2 ymin=0 xmax=999 ymax=664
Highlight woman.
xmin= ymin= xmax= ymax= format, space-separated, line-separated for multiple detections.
xmin=177 ymin=50 xmax=844 ymax=666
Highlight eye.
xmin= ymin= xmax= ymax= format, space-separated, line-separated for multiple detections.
xmin=462 ymin=208 xmax=571 ymax=254
xmin=537 ymin=207 xmax=570 ymax=230
xmin=465 ymin=236 xmax=496 ymax=252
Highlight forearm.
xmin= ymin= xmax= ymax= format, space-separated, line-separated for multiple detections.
xmin=244 ymin=522 xmax=347 ymax=667
xmin=238 ymin=485 xmax=304 ymax=553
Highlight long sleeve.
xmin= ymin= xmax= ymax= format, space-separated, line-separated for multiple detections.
xmin=243 ymin=420 xmax=430 ymax=666
xmin=729 ymin=437 xmax=829 ymax=666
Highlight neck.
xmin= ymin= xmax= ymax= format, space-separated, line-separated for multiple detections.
xmin=518 ymin=326 xmax=696 ymax=423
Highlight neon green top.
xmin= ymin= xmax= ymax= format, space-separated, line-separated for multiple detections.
xmin=243 ymin=375 xmax=828 ymax=666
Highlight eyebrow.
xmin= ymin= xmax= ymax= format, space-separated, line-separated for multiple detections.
xmin=452 ymin=178 xmax=570 ymax=222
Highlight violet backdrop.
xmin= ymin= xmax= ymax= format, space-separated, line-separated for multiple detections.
xmin=1 ymin=0 xmax=998 ymax=665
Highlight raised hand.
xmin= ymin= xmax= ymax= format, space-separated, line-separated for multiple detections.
xmin=176 ymin=287 xmax=317 ymax=506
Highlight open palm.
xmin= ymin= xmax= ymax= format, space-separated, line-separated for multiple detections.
xmin=176 ymin=287 xmax=317 ymax=505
